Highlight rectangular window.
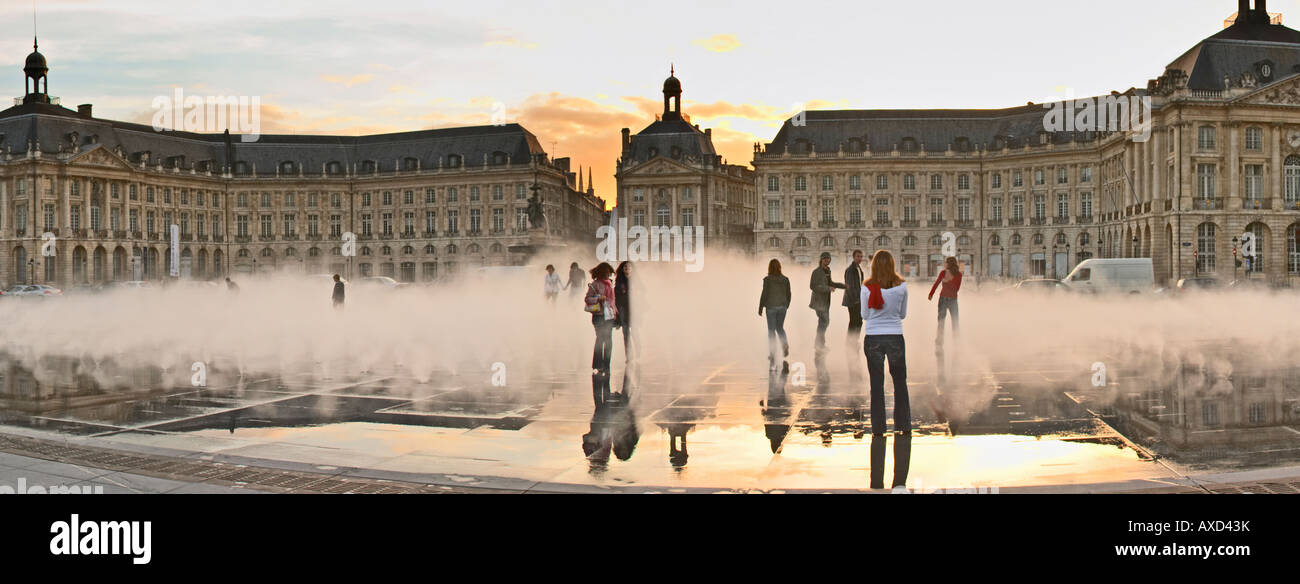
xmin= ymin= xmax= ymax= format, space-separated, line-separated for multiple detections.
xmin=766 ymin=199 xmax=781 ymax=223
xmin=1080 ymin=192 xmax=1093 ymax=217
xmin=991 ymin=197 xmax=1003 ymax=221
xmin=492 ymin=186 xmax=503 ymax=201
xmin=903 ymin=175 xmax=915 ymax=190
xmin=237 ymin=215 xmax=249 ymax=237
xmin=1198 ymin=126 xmax=1216 ymax=150
xmin=1056 ymin=193 xmax=1069 ymax=218
xmin=330 ymin=215 xmax=342 ymax=237
xmin=957 ymin=198 xmax=971 ymax=221
xmin=957 ymin=174 xmax=970 ymax=190
xmin=849 ymin=175 xmax=861 ymax=190
xmin=146 ymin=211 xmax=156 ymax=233
xmin=308 ymin=214 xmax=320 ymax=236
xmin=70 ymin=206 xmax=82 ymax=230
xmin=1080 ymin=167 xmax=1093 ymax=183
xmin=516 ymin=184 xmax=526 ymax=200
xmin=1034 ymin=169 xmax=1045 ymax=185
xmin=1197 ymin=164 xmax=1216 ymax=199
xmin=876 ymin=175 xmax=888 ymax=190
xmin=681 ymin=207 xmax=694 ymax=227
xmin=767 ymin=176 xmax=779 ymax=191
xmin=130 ymin=209 xmax=140 ymax=232
xmin=405 ymin=211 xmax=416 ymax=234
xmin=283 ymin=214 xmax=296 ymax=236
xmin=822 ymin=175 xmax=833 ymax=191
xmin=404 ymin=190 xmax=414 ymax=205
xmin=448 ymin=188 xmax=459 ymax=203
xmin=1246 ymin=127 xmax=1263 ymax=150
xmin=903 ymin=202 xmax=916 ymax=222
xmin=469 ymin=209 xmax=481 ymax=232
xmin=632 ymin=208 xmax=645 ymax=227
xmin=261 ymin=214 xmax=273 ymax=237
xmin=1057 ymin=168 xmax=1068 ymax=184
xmin=1012 ymin=196 xmax=1024 ymax=220
xmin=43 ymin=204 xmax=55 ymax=231
xmin=821 ymin=199 xmax=835 ymax=222
xmin=1245 ymin=164 xmax=1263 ymax=200
xmin=382 ymin=191 xmax=393 ymax=206
xmin=1033 ymin=194 xmax=1046 ymax=219
xmin=929 ymin=197 xmax=944 ymax=221
xmin=515 ymin=208 xmax=527 ymax=230
xmin=793 ymin=200 xmax=808 ymax=224
xmin=470 ymin=187 xmax=480 ymax=202
xmin=492 ymin=208 xmax=504 ymax=232
xmin=361 ymin=214 xmax=373 ymax=236
xmin=382 ymin=212 xmax=393 ymax=235
xmin=930 ymin=174 xmax=942 ymax=190
xmin=1013 ymin=171 xmax=1023 ymax=187
xmin=426 ymin=189 xmax=436 ymax=204
xmin=992 ymin=173 xmax=1002 ymax=189
xmin=849 ymin=198 xmax=862 ymax=223
xmin=447 ymin=210 xmax=459 ymax=234
xmin=111 ymin=208 xmax=121 ymax=231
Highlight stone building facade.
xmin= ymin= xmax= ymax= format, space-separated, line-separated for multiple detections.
xmin=755 ymin=0 xmax=1300 ymax=286
xmin=615 ymin=71 xmax=755 ymax=254
xmin=0 ymin=43 xmax=606 ymax=288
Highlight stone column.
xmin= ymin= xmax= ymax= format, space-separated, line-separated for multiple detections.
xmin=1271 ymin=122 xmax=1284 ymax=211
xmin=1227 ymin=122 xmax=1240 ymax=211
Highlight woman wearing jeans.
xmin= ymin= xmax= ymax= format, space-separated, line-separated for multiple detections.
xmin=927 ymin=256 xmax=962 ymax=343
xmin=860 ymin=250 xmax=910 ymax=436
xmin=585 ymin=262 xmax=617 ymax=404
xmin=758 ymin=259 xmax=791 ymax=368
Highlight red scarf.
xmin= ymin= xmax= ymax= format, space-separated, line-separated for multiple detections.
xmin=866 ymin=283 xmax=884 ymax=309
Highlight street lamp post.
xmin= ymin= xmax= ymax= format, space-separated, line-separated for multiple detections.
xmin=999 ymin=245 xmax=1006 ymax=279
xmin=28 ymin=259 xmax=35 ymax=284
xmin=1232 ymin=236 xmax=1239 ymax=282
xmin=1132 ymin=236 xmax=1139 ymax=259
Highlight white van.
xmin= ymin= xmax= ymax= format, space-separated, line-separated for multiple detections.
xmin=1060 ymin=258 xmax=1155 ymax=294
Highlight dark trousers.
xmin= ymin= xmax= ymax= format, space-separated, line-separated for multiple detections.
xmin=846 ymin=303 xmax=862 ymax=335
xmin=864 ymin=334 xmax=910 ymax=434
xmin=592 ymin=318 xmax=614 ymax=373
xmin=813 ymin=308 xmax=830 ymax=350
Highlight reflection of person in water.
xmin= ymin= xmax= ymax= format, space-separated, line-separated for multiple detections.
xmin=869 ymin=432 xmax=912 ymax=490
xmin=666 ymin=423 xmax=691 ymax=468
xmin=761 ymin=365 xmax=792 ymax=453
xmin=582 ymin=400 xmax=640 ymax=470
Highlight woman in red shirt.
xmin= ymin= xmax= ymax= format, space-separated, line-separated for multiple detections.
xmin=927 ymin=256 xmax=962 ymax=340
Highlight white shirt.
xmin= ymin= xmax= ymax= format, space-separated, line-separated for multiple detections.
xmin=860 ymin=284 xmax=908 ymax=335
xmin=544 ymin=272 xmax=562 ymax=294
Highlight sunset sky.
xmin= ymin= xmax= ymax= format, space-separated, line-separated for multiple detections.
xmin=1 ymin=0 xmax=1285 ymax=207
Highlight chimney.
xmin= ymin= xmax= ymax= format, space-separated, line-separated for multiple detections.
xmin=77 ymin=104 xmax=93 ymax=117
xmin=621 ymin=128 xmax=630 ymax=153
xmin=1238 ymin=0 xmax=1250 ymax=22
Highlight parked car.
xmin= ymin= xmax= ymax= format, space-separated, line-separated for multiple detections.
xmin=357 ymin=276 xmax=407 ymax=289
xmin=2 ymin=284 xmax=63 ymax=297
xmin=1059 ymin=258 xmax=1155 ymax=294
xmin=1013 ymin=278 xmax=1066 ymax=292
xmin=116 ymin=280 xmax=154 ymax=289
xmin=1175 ymin=277 xmax=1220 ymax=292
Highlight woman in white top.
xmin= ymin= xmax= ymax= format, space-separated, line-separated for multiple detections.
xmin=543 ymin=264 xmax=562 ymax=302
xmin=859 ymin=250 xmax=910 ymax=438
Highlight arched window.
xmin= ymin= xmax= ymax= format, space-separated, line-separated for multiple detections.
xmin=1079 ymin=233 xmax=1090 ymax=246
xmin=1286 ymin=156 xmax=1300 ymax=205
xmin=874 ymin=235 xmax=890 ymax=248
xmin=1011 ymin=234 xmax=1022 ymax=246
xmin=929 ymin=235 xmax=943 ymax=246
xmin=767 ymin=237 xmax=782 ymax=249
xmin=990 ymin=234 xmax=1001 ymax=247
xmin=467 ymin=243 xmax=481 ymax=254
xmin=308 ymin=247 xmax=321 ymax=257
xmin=446 ymin=244 xmax=458 ymax=255
xmin=284 ymin=247 xmax=297 ymax=257
xmin=402 ymin=246 xmax=414 ymax=255
xmin=958 ymin=235 xmax=972 ymax=247
xmin=361 ymin=247 xmax=372 ymax=256
xmin=424 ymin=244 xmax=436 ymax=254
xmin=821 ymin=236 xmax=836 ymax=248
xmin=1032 ymin=233 xmax=1044 ymax=246
xmin=794 ymin=236 xmax=810 ymax=248
xmin=847 ymin=236 xmax=864 ymax=248
xmin=902 ymin=235 xmax=917 ymax=248
xmin=381 ymin=246 xmax=392 ymax=255
xmin=1196 ymin=222 xmax=1217 ymax=273
xmin=490 ymin=243 xmax=504 ymax=254
xmin=261 ymin=248 xmax=274 ymax=257
xmin=238 ymin=248 xmax=250 ymax=258
xmin=1054 ymin=233 xmax=1067 ymax=245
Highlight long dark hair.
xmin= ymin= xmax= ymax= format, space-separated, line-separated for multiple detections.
xmin=768 ymin=258 xmax=782 ymax=276
xmin=945 ymin=256 xmax=962 ymax=275
xmin=614 ymin=261 xmax=630 ymax=294
xmin=590 ymin=262 xmax=614 ymax=280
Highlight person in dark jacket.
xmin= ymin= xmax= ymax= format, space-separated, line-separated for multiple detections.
xmin=809 ymin=252 xmax=845 ymax=353
xmin=614 ymin=261 xmax=634 ymax=392
xmin=758 ymin=258 xmax=792 ymax=367
xmin=586 ymin=262 xmax=617 ymax=405
xmin=331 ymin=274 xmax=345 ymax=308
xmin=842 ymin=249 xmax=867 ymax=378
xmin=565 ymin=262 xmax=586 ymax=299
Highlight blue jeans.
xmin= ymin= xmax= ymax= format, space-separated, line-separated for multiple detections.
xmin=814 ymin=308 xmax=830 ymax=350
xmin=592 ymin=318 xmax=614 ymax=373
xmin=937 ymin=296 xmax=959 ymax=335
xmin=765 ymin=306 xmax=788 ymax=359
xmin=865 ymin=334 xmax=910 ymax=434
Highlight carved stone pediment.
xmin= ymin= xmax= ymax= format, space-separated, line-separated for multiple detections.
xmin=1237 ymin=74 xmax=1300 ymax=105
xmin=67 ymin=144 xmax=134 ymax=169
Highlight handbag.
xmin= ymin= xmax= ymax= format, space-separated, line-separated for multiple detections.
xmin=584 ymin=283 xmax=603 ymax=313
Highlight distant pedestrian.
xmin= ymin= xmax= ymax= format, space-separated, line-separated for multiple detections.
xmin=614 ymin=261 xmax=634 ymax=382
xmin=543 ymin=264 xmax=562 ymax=302
xmin=927 ymin=256 xmax=962 ymax=342
xmin=758 ymin=258 xmax=791 ymax=368
xmin=332 ymin=274 xmax=345 ymax=308
xmin=861 ymin=249 xmax=910 ymax=436
xmin=843 ymin=249 xmax=867 ymax=378
xmin=225 ymin=277 xmax=239 ymax=293
xmin=566 ymin=262 xmax=586 ymax=298
xmin=809 ymin=251 xmax=845 ymax=353
xmin=585 ymin=262 xmax=617 ymax=405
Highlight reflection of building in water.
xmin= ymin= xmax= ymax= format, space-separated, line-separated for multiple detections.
xmin=0 ymin=352 xmax=164 ymax=413
xmin=1112 ymin=350 xmax=1300 ymax=456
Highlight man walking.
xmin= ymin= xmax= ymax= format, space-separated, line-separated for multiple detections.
xmin=843 ymin=249 xmax=867 ymax=379
xmin=332 ymin=274 xmax=345 ymax=309
xmin=809 ymin=251 xmax=845 ymax=354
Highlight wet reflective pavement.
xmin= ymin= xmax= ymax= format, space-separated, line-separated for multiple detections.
xmin=8 ymin=341 xmax=1296 ymax=492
